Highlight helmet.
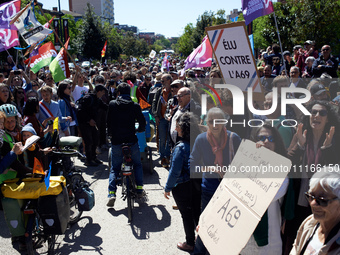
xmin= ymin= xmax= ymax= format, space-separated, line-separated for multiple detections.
xmin=0 ymin=104 xmax=18 ymax=117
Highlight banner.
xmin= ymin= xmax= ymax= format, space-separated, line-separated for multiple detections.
xmin=149 ymin=49 xmax=156 ymax=59
xmin=242 ymin=0 xmax=274 ymax=25
xmin=198 ymin=140 xmax=291 ymax=255
xmin=28 ymin=42 xmax=57 ymax=73
xmin=53 ymin=18 xmax=60 ymax=46
xmin=161 ymin=53 xmax=170 ymax=71
xmin=206 ymin=22 xmax=263 ymax=100
xmin=13 ymin=3 xmax=52 ymax=46
xmin=101 ymin=40 xmax=107 ymax=58
xmin=184 ymin=35 xmax=212 ymax=71
xmin=49 ymin=38 xmax=70 ymax=82
xmin=0 ymin=0 xmax=20 ymax=52
xmin=62 ymin=19 xmax=69 ymax=45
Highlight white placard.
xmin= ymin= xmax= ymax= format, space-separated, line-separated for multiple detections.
xmin=22 ymin=135 xmax=40 ymax=151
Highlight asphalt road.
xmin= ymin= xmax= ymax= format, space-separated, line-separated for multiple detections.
xmin=0 ymin=141 xmax=190 ymax=255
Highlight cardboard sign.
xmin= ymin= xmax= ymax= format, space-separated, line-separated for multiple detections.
xmin=206 ymin=22 xmax=264 ymax=100
xmin=198 ymin=140 xmax=291 ymax=255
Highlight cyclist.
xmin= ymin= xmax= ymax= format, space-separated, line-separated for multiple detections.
xmin=106 ymin=82 xmax=146 ymax=207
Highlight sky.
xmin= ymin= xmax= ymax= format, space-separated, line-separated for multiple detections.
xmin=39 ymin=0 xmax=242 ymax=38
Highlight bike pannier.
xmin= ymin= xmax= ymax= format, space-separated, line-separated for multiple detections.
xmin=38 ymin=187 xmax=70 ymax=234
xmin=75 ymin=182 xmax=95 ymax=211
xmin=1 ymin=197 xmax=25 ymax=237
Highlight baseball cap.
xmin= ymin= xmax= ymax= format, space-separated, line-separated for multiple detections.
xmin=310 ymin=83 xmax=326 ymax=96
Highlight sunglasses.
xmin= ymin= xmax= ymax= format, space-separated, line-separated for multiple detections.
xmin=46 ymin=78 xmax=52 ymax=80
xmin=304 ymin=192 xmax=339 ymax=207
xmin=257 ymin=135 xmax=274 ymax=142
xmin=66 ymin=87 xmax=72 ymax=90
xmin=171 ymin=85 xmax=179 ymax=89
xmin=322 ymin=48 xmax=330 ymax=52
xmin=17 ymin=91 xmax=24 ymax=94
xmin=177 ymin=93 xmax=189 ymax=98
xmin=311 ymin=109 xmax=327 ymax=117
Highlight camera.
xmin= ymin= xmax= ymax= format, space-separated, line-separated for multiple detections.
xmin=14 ymin=70 xmax=20 ymax=75
xmin=47 ymin=120 xmax=53 ymax=126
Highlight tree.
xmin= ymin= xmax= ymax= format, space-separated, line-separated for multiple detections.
xmin=176 ymin=23 xmax=195 ymax=57
xmin=73 ymin=3 xmax=105 ymax=59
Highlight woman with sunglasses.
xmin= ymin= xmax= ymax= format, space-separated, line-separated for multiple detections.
xmin=290 ymin=169 xmax=340 ymax=255
xmin=12 ymin=87 xmax=25 ymax=116
xmin=282 ymin=100 xmax=340 ymax=254
xmin=57 ymin=81 xmax=76 ymax=136
xmin=240 ymin=122 xmax=289 ymax=255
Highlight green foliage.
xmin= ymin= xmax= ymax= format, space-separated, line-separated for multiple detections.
xmin=176 ymin=23 xmax=195 ymax=57
xmin=73 ymin=3 xmax=105 ymax=59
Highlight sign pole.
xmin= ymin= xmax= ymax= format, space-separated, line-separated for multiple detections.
xmin=273 ymin=11 xmax=287 ymax=74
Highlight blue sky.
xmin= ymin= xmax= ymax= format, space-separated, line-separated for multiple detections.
xmin=40 ymin=0 xmax=242 ymax=38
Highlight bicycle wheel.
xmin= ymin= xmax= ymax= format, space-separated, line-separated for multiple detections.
xmin=47 ymin=234 xmax=56 ymax=255
xmin=68 ymin=173 xmax=84 ymax=224
xmin=125 ymin=177 xmax=133 ymax=223
xmin=25 ymin=214 xmax=35 ymax=255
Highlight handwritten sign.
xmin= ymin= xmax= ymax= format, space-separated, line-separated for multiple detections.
xmin=206 ymin=22 xmax=263 ymax=100
xmin=198 ymin=140 xmax=291 ymax=255
xmin=22 ymin=135 xmax=40 ymax=151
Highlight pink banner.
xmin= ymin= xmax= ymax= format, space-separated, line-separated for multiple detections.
xmin=184 ymin=36 xmax=212 ymax=71
xmin=0 ymin=29 xmax=19 ymax=52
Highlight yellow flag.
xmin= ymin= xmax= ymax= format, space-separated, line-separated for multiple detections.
xmin=53 ymin=117 xmax=59 ymax=131
xmin=33 ymin=157 xmax=45 ymax=175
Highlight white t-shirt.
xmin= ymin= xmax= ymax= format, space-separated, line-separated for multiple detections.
xmin=72 ymin=85 xmax=89 ymax=102
xmin=304 ymin=229 xmax=323 ymax=255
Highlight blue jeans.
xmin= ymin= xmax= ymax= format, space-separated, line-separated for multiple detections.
xmin=193 ymin=191 xmax=214 ymax=255
xmin=158 ymin=118 xmax=170 ymax=159
xmin=108 ymin=142 xmax=143 ymax=196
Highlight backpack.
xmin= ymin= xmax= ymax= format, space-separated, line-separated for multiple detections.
xmin=147 ymin=86 xmax=161 ymax=105
xmin=75 ymin=94 xmax=93 ymax=114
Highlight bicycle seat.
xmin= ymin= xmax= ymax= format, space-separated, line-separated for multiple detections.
xmin=59 ymin=136 xmax=82 ymax=148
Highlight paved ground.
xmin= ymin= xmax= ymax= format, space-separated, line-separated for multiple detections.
xmin=0 ymin=141 xmax=191 ymax=255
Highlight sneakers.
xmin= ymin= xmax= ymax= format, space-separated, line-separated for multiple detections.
xmin=161 ymin=157 xmax=169 ymax=168
xmin=136 ymin=189 xmax=146 ymax=199
xmin=84 ymin=160 xmax=99 ymax=167
xmin=94 ymin=158 xmax=103 ymax=164
xmin=107 ymin=193 xmax=116 ymax=207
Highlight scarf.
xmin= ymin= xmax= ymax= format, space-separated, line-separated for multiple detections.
xmin=206 ymin=127 xmax=228 ymax=166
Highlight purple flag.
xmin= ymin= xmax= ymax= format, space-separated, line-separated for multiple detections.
xmin=242 ymin=0 xmax=274 ymax=25
xmin=184 ymin=36 xmax=212 ymax=71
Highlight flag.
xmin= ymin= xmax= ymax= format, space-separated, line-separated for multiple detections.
xmin=149 ymin=50 xmax=156 ymax=58
xmin=139 ymin=98 xmax=150 ymax=110
xmin=33 ymin=157 xmax=45 ymax=175
xmin=184 ymin=36 xmax=212 ymax=71
xmin=242 ymin=0 xmax=274 ymax=25
xmin=45 ymin=161 xmax=51 ymax=191
xmin=0 ymin=0 xmax=21 ymax=52
xmin=53 ymin=117 xmax=58 ymax=131
xmin=101 ymin=40 xmax=107 ymax=58
xmin=13 ymin=2 xmax=52 ymax=46
xmin=26 ymin=42 xmax=57 ymax=73
xmin=49 ymin=38 xmax=70 ymax=83
xmin=43 ymin=15 xmax=55 ymax=29
xmin=161 ymin=53 xmax=170 ymax=71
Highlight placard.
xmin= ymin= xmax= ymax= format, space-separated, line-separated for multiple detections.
xmin=198 ymin=140 xmax=291 ymax=255
xmin=206 ymin=22 xmax=264 ymax=101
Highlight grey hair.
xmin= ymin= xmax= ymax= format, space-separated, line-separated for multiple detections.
xmin=309 ymin=167 xmax=340 ymax=199
xmin=290 ymin=66 xmax=300 ymax=73
xmin=206 ymin=107 xmax=227 ymax=121
xmin=305 ymin=56 xmax=316 ymax=64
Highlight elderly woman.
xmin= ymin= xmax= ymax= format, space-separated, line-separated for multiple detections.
xmin=164 ymin=112 xmax=201 ymax=252
xmin=290 ymin=170 xmax=340 ymax=255
xmin=191 ymin=107 xmax=241 ymax=254
xmin=241 ymin=122 xmax=289 ymax=255
xmin=283 ymin=100 xmax=340 ymax=254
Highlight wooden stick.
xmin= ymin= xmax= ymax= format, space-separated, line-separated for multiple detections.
xmin=36 ymin=4 xmax=94 ymax=90
xmin=10 ymin=2 xmax=31 ymax=25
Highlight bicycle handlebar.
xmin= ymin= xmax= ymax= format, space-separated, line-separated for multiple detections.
xmin=51 ymin=148 xmax=85 ymax=159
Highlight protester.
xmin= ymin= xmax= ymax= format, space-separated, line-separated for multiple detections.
xmin=289 ymin=169 xmax=340 ymax=255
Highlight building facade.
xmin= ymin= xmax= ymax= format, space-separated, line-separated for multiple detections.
xmin=69 ymin=0 xmax=114 ymax=25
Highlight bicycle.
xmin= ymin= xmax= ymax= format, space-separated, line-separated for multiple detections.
xmin=23 ymin=199 xmax=56 ymax=255
xmin=119 ymin=144 xmax=138 ymax=223
xmin=50 ymin=146 xmax=86 ymax=224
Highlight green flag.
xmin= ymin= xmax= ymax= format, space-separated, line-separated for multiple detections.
xmin=49 ymin=38 xmax=70 ymax=82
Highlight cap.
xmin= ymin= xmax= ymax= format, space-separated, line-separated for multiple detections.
xmin=283 ymin=51 xmax=291 ymax=56
xmin=171 ymin=79 xmax=184 ymax=87
xmin=293 ymin=45 xmax=302 ymax=50
xmin=310 ymin=83 xmax=326 ymax=96
xmin=22 ymin=123 xmax=37 ymax=136
xmin=304 ymin=40 xmax=315 ymax=45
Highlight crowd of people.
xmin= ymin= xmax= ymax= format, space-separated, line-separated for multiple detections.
xmin=0 ymin=38 xmax=339 ymax=255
